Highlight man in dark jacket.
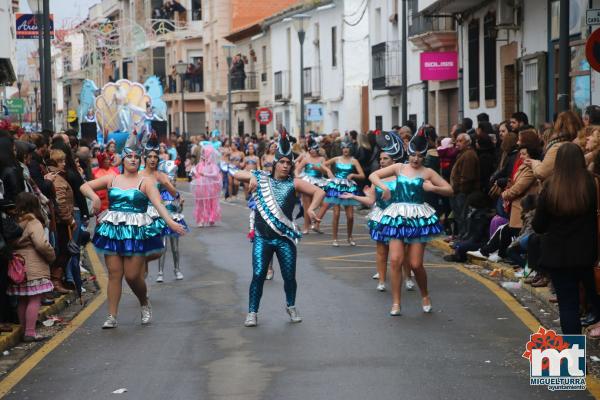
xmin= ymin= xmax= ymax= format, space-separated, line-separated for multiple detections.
xmin=450 ymin=133 xmax=480 ymax=238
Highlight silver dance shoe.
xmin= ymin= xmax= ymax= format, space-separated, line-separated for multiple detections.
xmin=244 ymin=312 xmax=258 ymax=327
xmin=141 ymin=301 xmax=152 ymax=325
xmin=286 ymin=306 xmax=303 ymax=323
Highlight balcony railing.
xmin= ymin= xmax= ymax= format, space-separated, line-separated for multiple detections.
xmin=371 ymin=41 xmax=401 ymax=90
xmin=274 ymin=70 xmax=291 ymax=101
xmin=232 ymin=71 xmax=257 ymax=91
xmin=303 ymin=66 xmax=321 ymax=99
xmin=408 ymin=13 xmax=455 ymax=37
xmin=167 ymin=73 xmax=203 ymax=93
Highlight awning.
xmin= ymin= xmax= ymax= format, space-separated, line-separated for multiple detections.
xmin=0 ymin=58 xmax=16 ymax=85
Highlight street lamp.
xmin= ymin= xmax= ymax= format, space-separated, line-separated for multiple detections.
xmin=222 ymin=44 xmax=235 ymax=141
xmin=17 ymin=74 xmax=24 ymax=125
xmin=28 ymin=0 xmax=52 ymax=132
xmin=175 ymin=61 xmax=188 ymax=138
xmin=293 ymin=14 xmax=310 ymax=138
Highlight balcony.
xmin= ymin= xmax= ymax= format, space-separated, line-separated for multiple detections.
xmin=408 ymin=11 xmax=457 ymax=51
xmin=371 ymin=41 xmax=401 ymax=91
xmin=303 ymin=66 xmax=321 ymax=99
xmin=274 ymin=70 xmax=291 ymax=102
xmin=163 ymin=73 xmax=204 ymax=102
xmin=231 ymin=72 xmax=259 ymax=104
xmin=148 ymin=18 xmax=203 ymax=43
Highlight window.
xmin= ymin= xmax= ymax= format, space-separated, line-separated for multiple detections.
xmin=467 ymin=19 xmax=480 ymax=104
xmin=483 ymin=13 xmax=496 ymax=101
xmin=375 ymin=116 xmax=383 ymax=131
xmin=523 ymin=60 xmax=538 ymax=127
xmin=374 ymin=8 xmax=382 ymax=43
xmin=191 ymin=0 xmax=202 ymax=21
xmin=331 ymin=26 xmax=337 ymax=67
xmin=261 ymin=45 xmax=267 ymax=83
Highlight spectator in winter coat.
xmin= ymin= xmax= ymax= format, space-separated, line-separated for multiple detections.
xmin=450 ymin=133 xmax=480 ymax=238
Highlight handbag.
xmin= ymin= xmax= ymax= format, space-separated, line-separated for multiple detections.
xmin=594 ymin=176 xmax=600 ymax=294
xmin=7 ymin=253 xmax=26 ymax=284
xmin=488 ymin=182 xmax=502 ymax=199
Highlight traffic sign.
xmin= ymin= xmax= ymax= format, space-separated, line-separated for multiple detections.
xmin=255 ymin=107 xmax=273 ymax=125
xmin=587 ymin=9 xmax=600 ymax=25
xmin=586 ymin=29 xmax=600 ymax=73
xmin=5 ymin=99 xmax=25 ymax=114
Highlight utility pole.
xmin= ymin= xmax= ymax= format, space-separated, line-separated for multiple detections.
xmin=557 ymin=0 xmax=570 ymax=112
xmin=42 ymin=0 xmax=53 ymax=131
xmin=401 ymin=0 xmax=408 ymax=123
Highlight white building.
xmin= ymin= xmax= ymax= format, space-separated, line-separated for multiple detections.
xmin=264 ymin=0 xmax=370 ymax=137
xmin=0 ymin=0 xmax=17 ymax=85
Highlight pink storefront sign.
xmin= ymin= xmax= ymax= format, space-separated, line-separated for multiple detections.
xmin=420 ymin=52 xmax=458 ymax=81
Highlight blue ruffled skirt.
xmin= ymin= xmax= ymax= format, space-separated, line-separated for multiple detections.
xmin=146 ymin=190 xmax=189 ymax=237
xmin=93 ymin=210 xmax=166 ymax=256
xmin=368 ymin=202 xmax=442 ymax=243
xmin=325 ymin=178 xmax=360 ymax=206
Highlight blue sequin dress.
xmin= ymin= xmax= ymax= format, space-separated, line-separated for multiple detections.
xmin=325 ymin=162 xmax=360 ymax=206
xmin=367 ymin=179 xmax=397 ymax=243
xmin=147 ymin=183 xmax=188 ymax=237
xmin=369 ymin=175 xmax=442 ymax=243
xmin=93 ymin=186 xmax=166 ymax=256
xmin=299 ymin=162 xmax=327 ymax=187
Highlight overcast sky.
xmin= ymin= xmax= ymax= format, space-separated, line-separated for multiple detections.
xmin=16 ymin=0 xmax=101 ymax=75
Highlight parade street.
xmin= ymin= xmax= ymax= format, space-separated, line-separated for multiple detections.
xmin=0 ymin=186 xmax=591 ymax=400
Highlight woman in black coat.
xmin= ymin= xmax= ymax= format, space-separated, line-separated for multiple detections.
xmin=532 ymin=142 xmax=599 ymax=334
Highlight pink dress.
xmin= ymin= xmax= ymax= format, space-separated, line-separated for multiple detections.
xmin=192 ymin=147 xmax=222 ymax=225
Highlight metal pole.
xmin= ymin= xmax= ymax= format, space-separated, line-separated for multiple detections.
xmin=401 ymin=0 xmax=408 ymax=123
xmin=557 ymin=0 xmax=570 ymax=112
xmin=423 ymin=80 xmax=428 ymax=124
xmin=180 ymin=74 xmax=186 ymax=138
xmin=227 ymin=56 xmax=232 ymax=140
xmin=34 ymin=87 xmax=38 ymax=129
xmin=298 ymin=30 xmax=306 ymax=138
xmin=42 ymin=0 xmax=53 ymax=131
xmin=17 ymin=83 xmax=22 ymax=125
xmin=37 ymin=10 xmax=45 ymax=131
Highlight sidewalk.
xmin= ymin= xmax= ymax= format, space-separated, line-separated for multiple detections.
xmin=0 ymin=247 xmax=100 ymax=354
xmin=428 ymin=238 xmax=555 ymax=306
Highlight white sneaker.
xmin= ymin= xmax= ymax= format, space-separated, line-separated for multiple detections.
xmin=141 ymin=302 xmax=152 ymax=325
xmin=156 ymin=273 xmax=164 ymax=283
xmin=513 ymin=268 xmax=525 ymax=278
xmin=372 ymin=272 xmax=380 ymax=280
xmin=466 ymin=250 xmax=486 ymax=259
xmin=174 ymin=270 xmax=184 ymax=280
xmin=376 ymin=283 xmax=386 ymax=292
xmin=405 ymin=278 xmax=415 ymax=291
xmin=102 ymin=314 xmax=118 ymax=329
xmin=286 ymin=306 xmax=303 ymax=323
xmin=244 ymin=312 xmax=257 ymax=327
xmin=488 ymin=252 xmax=501 ymax=263
xmin=332 ymin=240 xmax=339 ymax=247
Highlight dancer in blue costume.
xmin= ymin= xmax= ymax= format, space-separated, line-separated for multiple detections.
xmin=321 ymin=138 xmax=366 ymax=247
xmin=139 ymin=137 xmax=188 ymax=282
xmin=295 ymin=136 xmax=327 ymax=234
xmin=234 ymin=133 xmax=325 ymax=327
xmin=80 ymin=144 xmax=186 ymax=329
xmin=369 ymin=134 xmax=453 ymax=316
xmin=342 ymin=131 xmax=406 ymax=292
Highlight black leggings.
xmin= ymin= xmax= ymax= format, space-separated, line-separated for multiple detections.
xmin=549 ymin=268 xmax=600 ymax=334
xmin=481 ymin=225 xmax=519 ymax=258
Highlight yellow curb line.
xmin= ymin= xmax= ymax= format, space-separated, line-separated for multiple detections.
xmin=430 ymin=239 xmax=600 ymax=398
xmin=0 ymin=244 xmax=107 ymax=397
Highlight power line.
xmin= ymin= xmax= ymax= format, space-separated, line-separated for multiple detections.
xmin=343 ymin=0 xmax=368 ymax=26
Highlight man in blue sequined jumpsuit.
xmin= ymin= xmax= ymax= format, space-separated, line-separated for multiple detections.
xmin=234 ymin=133 xmax=325 ymax=327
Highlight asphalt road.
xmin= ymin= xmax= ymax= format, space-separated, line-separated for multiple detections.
xmin=3 ymin=185 xmax=593 ymax=399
